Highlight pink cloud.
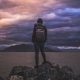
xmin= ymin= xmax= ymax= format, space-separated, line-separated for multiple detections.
xmin=0 ymin=0 xmax=59 ymax=26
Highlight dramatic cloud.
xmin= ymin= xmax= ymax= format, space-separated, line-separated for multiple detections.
xmin=0 ymin=0 xmax=80 ymax=27
xmin=0 ymin=0 xmax=17 ymax=9
xmin=60 ymin=0 xmax=80 ymax=7
xmin=0 ymin=12 xmax=29 ymax=26
xmin=56 ymin=8 xmax=80 ymax=16
xmin=0 ymin=0 xmax=58 ymax=26
xmin=48 ymin=27 xmax=80 ymax=32
xmin=42 ymin=13 xmax=57 ymax=20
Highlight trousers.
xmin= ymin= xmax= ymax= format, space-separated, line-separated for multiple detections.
xmin=34 ymin=42 xmax=46 ymax=67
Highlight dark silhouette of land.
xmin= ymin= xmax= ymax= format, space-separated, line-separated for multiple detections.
xmin=0 ymin=44 xmax=59 ymax=52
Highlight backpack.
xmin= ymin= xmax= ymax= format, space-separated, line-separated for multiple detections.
xmin=35 ymin=24 xmax=45 ymax=42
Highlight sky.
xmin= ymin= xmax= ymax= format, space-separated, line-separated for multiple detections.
xmin=0 ymin=0 xmax=80 ymax=45
xmin=0 ymin=0 xmax=80 ymax=27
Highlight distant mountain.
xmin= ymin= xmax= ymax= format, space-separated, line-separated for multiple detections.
xmin=1 ymin=44 xmax=33 ymax=52
xmin=0 ymin=44 xmax=59 ymax=52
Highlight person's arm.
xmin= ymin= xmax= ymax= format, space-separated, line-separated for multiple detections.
xmin=32 ymin=24 xmax=36 ymax=42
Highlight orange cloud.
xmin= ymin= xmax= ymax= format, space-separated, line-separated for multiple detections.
xmin=0 ymin=0 xmax=58 ymax=26
xmin=6 ymin=0 xmax=56 ymax=13
xmin=0 ymin=11 xmax=35 ymax=27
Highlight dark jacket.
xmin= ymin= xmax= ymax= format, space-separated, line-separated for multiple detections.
xmin=32 ymin=23 xmax=47 ymax=43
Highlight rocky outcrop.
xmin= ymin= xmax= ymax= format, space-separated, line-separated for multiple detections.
xmin=8 ymin=62 xmax=75 ymax=80
xmin=0 ymin=77 xmax=4 ymax=80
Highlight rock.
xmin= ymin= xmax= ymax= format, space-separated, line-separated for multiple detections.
xmin=8 ymin=62 xmax=53 ymax=80
xmin=9 ymin=66 xmax=34 ymax=80
xmin=8 ymin=62 xmax=75 ymax=80
xmin=0 ymin=77 xmax=4 ymax=80
xmin=33 ymin=63 xmax=52 ymax=80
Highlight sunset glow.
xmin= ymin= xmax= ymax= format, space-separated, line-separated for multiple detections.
xmin=0 ymin=0 xmax=57 ymax=26
xmin=0 ymin=0 xmax=80 ymax=27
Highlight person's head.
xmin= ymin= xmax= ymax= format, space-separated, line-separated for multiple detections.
xmin=37 ymin=18 xmax=43 ymax=24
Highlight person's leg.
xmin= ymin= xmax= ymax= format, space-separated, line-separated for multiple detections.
xmin=39 ymin=42 xmax=46 ymax=63
xmin=34 ymin=43 xmax=39 ymax=68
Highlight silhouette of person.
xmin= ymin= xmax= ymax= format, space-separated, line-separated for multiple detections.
xmin=32 ymin=18 xmax=47 ymax=68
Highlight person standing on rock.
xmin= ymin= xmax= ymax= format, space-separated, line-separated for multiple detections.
xmin=32 ymin=18 xmax=47 ymax=68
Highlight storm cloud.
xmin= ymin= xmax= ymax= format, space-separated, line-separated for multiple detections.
xmin=0 ymin=0 xmax=80 ymax=26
